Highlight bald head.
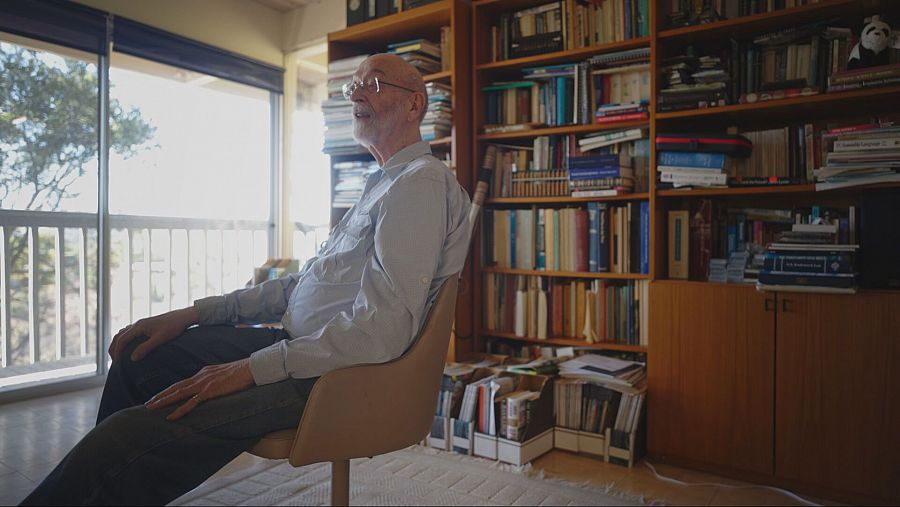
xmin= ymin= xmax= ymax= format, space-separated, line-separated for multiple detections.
xmin=357 ymin=53 xmax=428 ymax=124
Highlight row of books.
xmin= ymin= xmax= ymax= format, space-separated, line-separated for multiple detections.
xmin=489 ymin=0 xmax=650 ymax=62
xmin=668 ymin=0 xmax=824 ymax=28
xmin=484 ymin=202 xmax=650 ymax=274
xmin=483 ymin=135 xmax=649 ymax=198
xmin=554 ymin=378 xmax=644 ymax=435
xmin=483 ymin=275 xmax=650 ymax=346
xmin=482 ymin=48 xmax=650 ymax=133
xmin=668 ymin=200 xmax=858 ymax=281
xmin=656 ymin=150 xmax=730 ymax=188
xmin=346 ymin=0 xmax=442 ymax=26
xmin=658 ymin=22 xmax=899 ymax=112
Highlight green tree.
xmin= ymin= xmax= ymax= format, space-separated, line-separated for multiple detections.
xmin=1 ymin=42 xmax=155 ymax=365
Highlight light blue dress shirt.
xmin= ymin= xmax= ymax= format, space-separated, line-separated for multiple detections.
xmin=194 ymin=141 xmax=471 ymax=385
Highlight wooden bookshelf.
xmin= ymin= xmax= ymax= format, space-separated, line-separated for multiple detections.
xmin=481 ymin=330 xmax=648 ymax=353
xmin=465 ymin=0 xmax=900 ymax=501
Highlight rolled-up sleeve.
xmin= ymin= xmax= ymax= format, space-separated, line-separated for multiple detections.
xmin=249 ymin=176 xmax=449 ymax=385
xmin=193 ymin=270 xmax=304 ymax=326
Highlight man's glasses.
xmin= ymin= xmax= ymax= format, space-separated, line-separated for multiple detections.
xmin=342 ymin=77 xmax=416 ymax=100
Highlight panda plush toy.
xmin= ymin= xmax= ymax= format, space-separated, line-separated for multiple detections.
xmin=848 ymin=15 xmax=900 ymax=70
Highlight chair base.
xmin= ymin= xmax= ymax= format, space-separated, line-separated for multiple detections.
xmin=332 ymin=459 xmax=349 ymax=506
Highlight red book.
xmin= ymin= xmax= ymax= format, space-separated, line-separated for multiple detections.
xmin=594 ymin=111 xmax=649 ymax=123
xmin=575 ymin=209 xmax=589 ymax=272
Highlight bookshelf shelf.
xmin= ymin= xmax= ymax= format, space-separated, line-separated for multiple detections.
xmin=483 ymin=267 xmax=650 ymax=280
xmin=424 ymin=69 xmax=453 ymax=81
xmin=656 ymin=0 xmax=861 ymax=45
xmin=429 ymin=136 xmax=453 ymax=147
xmin=487 ymin=193 xmax=650 ymax=204
xmin=481 ymin=330 xmax=647 ymax=353
xmin=329 ymin=0 xmax=451 ymax=46
xmin=479 ymin=120 xmax=650 ymax=140
xmin=655 ymin=86 xmax=900 ymax=125
xmin=476 ymin=37 xmax=651 ymax=71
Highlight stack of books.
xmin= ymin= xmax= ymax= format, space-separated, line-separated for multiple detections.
xmin=657 ymin=150 xmax=727 ymax=188
xmin=827 ymin=62 xmax=900 ymax=93
xmin=422 ymin=81 xmax=452 ymax=141
xmin=814 ymin=124 xmax=900 ymax=190
xmin=387 ymin=38 xmax=442 ymax=75
xmin=758 ymin=219 xmax=859 ymax=293
xmin=322 ymin=55 xmax=369 ymax=155
xmin=658 ymin=51 xmax=729 ymax=112
xmin=558 ymin=354 xmax=646 ymax=389
xmin=567 ymin=153 xmax=634 ymax=197
xmin=332 ymin=160 xmax=379 ymax=206
xmin=578 ymin=128 xmax=644 ymax=152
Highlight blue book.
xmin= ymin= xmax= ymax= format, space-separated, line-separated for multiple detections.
xmin=588 ymin=202 xmax=599 ymax=272
xmin=640 ymin=202 xmax=650 ymax=274
xmin=536 ymin=209 xmax=546 ymax=270
xmin=624 ymin=0 xmax=633 ymax=40
xmin=568 ymin=154 xmax=620 ymax=168
xmin=657 ymin=151 xmax=726 ymax=169
xmin=509 ymin=211 xmax=516 ymax=268
xmin=556 ymin=76 xmax=566 ymax=126
xmin=568 ymin=167 xmax=626 ymax=180
xmin=597 ymin=203 xmax=609 ymax=272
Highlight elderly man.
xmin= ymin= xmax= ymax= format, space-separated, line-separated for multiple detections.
xmin=22 ymin=53 xmax=471 ymax=506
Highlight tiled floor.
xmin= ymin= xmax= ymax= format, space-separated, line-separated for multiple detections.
xmin=0 ymin=387 xmax=836 ymax=506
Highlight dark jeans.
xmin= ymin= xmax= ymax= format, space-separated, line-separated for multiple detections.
xmin=21 ymin=325 xmax=318 ymax=506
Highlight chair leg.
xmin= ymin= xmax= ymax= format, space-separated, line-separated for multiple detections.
xmin=331 ymin=459 xmax=350 ymax=506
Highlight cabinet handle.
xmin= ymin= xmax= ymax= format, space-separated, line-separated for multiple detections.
xmin=782 ymin=299 xmax=793 ymax=312
xmin=764 ymin=298 xmax=775 ymax=312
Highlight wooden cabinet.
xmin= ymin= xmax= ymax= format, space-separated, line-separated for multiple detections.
xmin=648 ymin=281 xmax=775 ymax=476
xmin=650 ymin=281 xmax=900 ymax=502
xmin=775 ymin=292 xmax=900 ymax=502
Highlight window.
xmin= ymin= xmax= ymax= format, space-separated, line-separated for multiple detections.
xmin=1 ymin=35 xmax=101 ymax=388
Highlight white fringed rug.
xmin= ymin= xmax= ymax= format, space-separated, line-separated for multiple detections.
xmin=171 ymin=446 xmax=652 ymax=506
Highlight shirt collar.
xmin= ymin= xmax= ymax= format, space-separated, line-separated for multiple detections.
xmin=380 ymin=140 xmax=432 ymax=180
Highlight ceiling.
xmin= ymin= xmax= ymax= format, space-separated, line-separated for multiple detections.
xmin=253 ymin=0 xmax=319 ymax=13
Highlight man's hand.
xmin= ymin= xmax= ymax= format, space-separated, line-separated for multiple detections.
xmin=109 ymin=307 xmax=199 ymax=362
xmin=145 ymin=358 xmax=256 ymax=421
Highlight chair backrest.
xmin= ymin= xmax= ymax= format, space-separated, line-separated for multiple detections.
xmin=285 ymin=275 xmax=459 ymax=467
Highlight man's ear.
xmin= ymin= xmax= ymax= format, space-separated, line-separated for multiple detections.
xmin=409 ymin=92 xmax=426 ymax=122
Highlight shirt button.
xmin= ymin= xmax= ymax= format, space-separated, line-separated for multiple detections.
xmin=421 ymin=277 xmax=429 ymax=284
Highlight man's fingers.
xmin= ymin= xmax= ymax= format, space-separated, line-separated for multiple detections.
xmin=146 ymin=377 xmax=199 ymax=408
xmin=130 ymin=336 xmax=161 ymax=362
xmin=110 ymin=325 xmax=139 ymax=360
xmin=166 ymin=396 xmax=202 ymax=422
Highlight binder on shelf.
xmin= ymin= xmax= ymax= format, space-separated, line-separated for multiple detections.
xmin=346 ymin=0 xmax=367 ymax=26
xmin=495 ymin=374 xmax=556 ymax=466
xmin=428 ymin=415 xmax=451 ymax=451
xmin=554 ymin=427 xmax=607 ymax=457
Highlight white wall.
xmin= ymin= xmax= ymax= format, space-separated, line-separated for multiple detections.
xmin=282 ymin=0 xmax=346 ymax=52
xmin=74 ymin=0 xmax=284 ymax=66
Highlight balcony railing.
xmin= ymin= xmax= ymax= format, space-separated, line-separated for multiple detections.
xmin=0 ymin=209 xmax=329 ymax=390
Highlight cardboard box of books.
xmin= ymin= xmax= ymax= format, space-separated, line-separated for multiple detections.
xmin=469 ymin=372 xmax=518 ymax=460
xmin=496 ymin=374 xmax=556 ymax=466
xmin=433 ymin=366 xmax=496 ymax=453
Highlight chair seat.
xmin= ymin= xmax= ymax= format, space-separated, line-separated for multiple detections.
xmin=251 ymin=429 xmax=294 ymax=460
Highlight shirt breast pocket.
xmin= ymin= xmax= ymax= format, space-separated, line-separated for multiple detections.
xmin=335 ymin=212 xmax=372 ymax=252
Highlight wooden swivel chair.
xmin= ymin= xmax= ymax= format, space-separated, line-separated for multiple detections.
xmin=248 ymin=275 xmax=459 ymax=506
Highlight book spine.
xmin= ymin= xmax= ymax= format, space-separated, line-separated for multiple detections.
xmin=594 ymin=111 xmax=648 ymax=123
xmin=763 ymin=253 xmax=853 ymax=274
xmin=598 ymin=204 xmax=609 ymax=272
xmin=657 ymin=151 xmax=726 ymax=168
xmin=588 ymin=202 xmax=599 ymax=272
xmin=758 ymin=272 xmax=857 ymax=288
xmin=640 ymin=201 xmax=649 ymax=274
